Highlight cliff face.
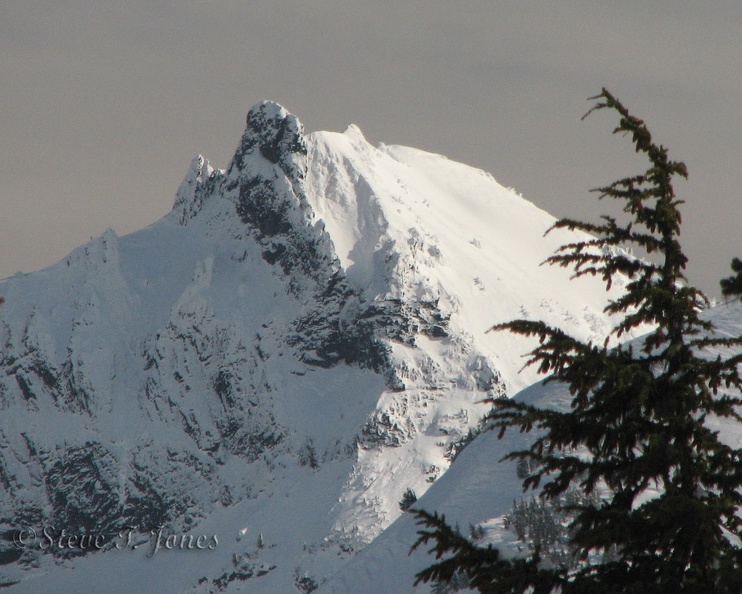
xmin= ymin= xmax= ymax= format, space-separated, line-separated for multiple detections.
xmin=0 ymin=103 xmax=634 ymax=592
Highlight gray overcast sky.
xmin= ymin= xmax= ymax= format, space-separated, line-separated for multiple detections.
xmin=1 ymin=2 xmax=740 ymax=298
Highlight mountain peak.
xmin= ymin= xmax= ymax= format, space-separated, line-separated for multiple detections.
xmin=235 ymin=100 xmax=307 ymax=171
xmin=0 ymin=106 xmax=656 ymax=592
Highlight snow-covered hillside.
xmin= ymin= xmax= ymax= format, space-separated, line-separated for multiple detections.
xmin=1 ymin=102 xmax=640 ymax=592
xmin=319 ymin=299 xmax=742 ymax=594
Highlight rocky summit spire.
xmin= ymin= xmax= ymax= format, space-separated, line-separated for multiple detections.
xmin=233 ymin=101 xmax=307 ymax=183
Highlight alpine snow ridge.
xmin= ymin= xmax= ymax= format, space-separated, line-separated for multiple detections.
xmin=1 ymin=102 xmax=639 ymax=591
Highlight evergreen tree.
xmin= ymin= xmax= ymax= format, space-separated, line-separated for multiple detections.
xmin=412 ymin=89 xmax=742 ymax=593
xmin=400 ymin=487 xmax=418 ymax=512
xmin=721 ymin=258 xmax=742 ymax=299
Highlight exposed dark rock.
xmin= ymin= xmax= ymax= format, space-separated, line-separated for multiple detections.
xmin=45 ymin=443 xmax=124 ymax=536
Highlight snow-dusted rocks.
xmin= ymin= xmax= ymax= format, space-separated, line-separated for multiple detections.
xmin=1 ymin=103 xmax=638 ymax=592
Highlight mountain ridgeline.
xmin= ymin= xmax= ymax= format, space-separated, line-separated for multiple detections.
xmin=1 ymin=102 xmax=640 ymax=592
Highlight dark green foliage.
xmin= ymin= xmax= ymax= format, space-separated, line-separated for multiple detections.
xmin=504 ymin=488 xmax=599 ymax=568
xmin=411 ymin=510 xmax=559 ymax=594
xmin=470 ymin=523 xmax=486 ymax=542
xmin=431 ymin=570 xmax=474 ymax=593
xmin=412 ymin=89 xmax=742 ymax=593
xmin=721 ymin=258 xmax=742 ymax=299
xmin=400 ymin=487 xmax=418 ymax=511
xmin=446 ymin=426 xmax=484 ymax=462
xmin=503 ymin=488 xmax=608 ymax=573
xmin=506 ymin=498 xmax=566 ymax=560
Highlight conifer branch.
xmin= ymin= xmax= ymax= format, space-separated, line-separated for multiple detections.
xmin=413 ymin=88 xmax=742 ymax=592
xmin=411 ymin=510 xmax=562 ymax=593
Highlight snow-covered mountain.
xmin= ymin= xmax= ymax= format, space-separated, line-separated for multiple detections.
xmin=1 ymin=102 xmax=642 ymax=592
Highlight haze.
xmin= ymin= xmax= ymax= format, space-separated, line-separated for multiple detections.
xmin=1 ymin=2 xmax=740 ymax=298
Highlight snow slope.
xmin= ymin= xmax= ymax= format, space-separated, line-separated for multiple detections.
xmin=1 ymin=102 xmax=641 ymax=592
xmin=319 ymin=300 xmax=742 ymax=594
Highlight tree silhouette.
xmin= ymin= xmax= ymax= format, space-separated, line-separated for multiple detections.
xmin=412 ymin=89 xmax=742 ymax=593
xmin=721 ymin=258 xmax=742 ymax=299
